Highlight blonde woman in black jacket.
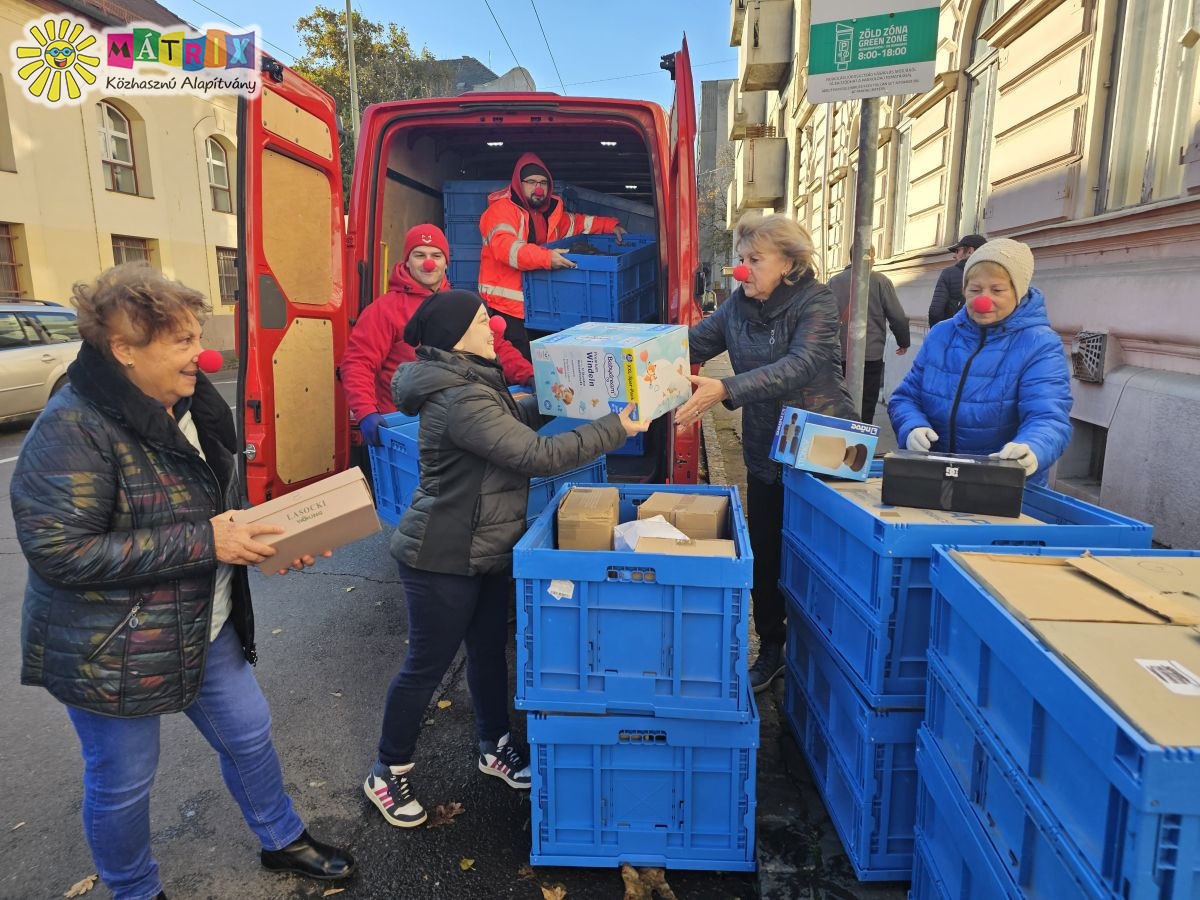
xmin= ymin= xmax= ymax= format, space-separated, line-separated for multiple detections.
xmin=364 ymin=290 xmax=647 ymax=828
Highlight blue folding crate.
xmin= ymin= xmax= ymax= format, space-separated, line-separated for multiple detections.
xmin=912 ymin=730 xmax=1030 ymax=900
xmin=780 ymin=467 xmax=1152 ymax=705
xmin=523 ymin=234 xmax=657 ymax=331
xmin=929 ymin=546 xmax=1200 ymax=900
xmin=783 ymin=617 xmax=921 ymax=881
xmin=528 ymin=691 xmax=759 ymax=871
xmin=441 ymin=179 xmax=506 ymax=217
xmin=534 ymin=412 xmax=644 ymax=459
xmin=447 ymin=258 xmax=480 ymax=290
xmin=445 ymin=215 xmax=483 ymax=248
xmin=923 ymin=664 xmax=1110 ymax=898
xmin=526 ymin=458 xmax=607 ymax=524
xmin=514 ymin=483 xmax=753 ymax=721
xmin=782 ymin=535 xmax=926 ymax=707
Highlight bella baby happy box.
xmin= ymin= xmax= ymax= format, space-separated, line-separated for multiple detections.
xmin=530 ymin=322 xmax=691 ymax=422
xmin=770 ymin=406 xmax=879 ymax=480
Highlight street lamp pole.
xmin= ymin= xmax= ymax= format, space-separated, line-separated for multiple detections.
xmin=845 ymin=95 xmax=880 ymax=416
xmin=346 ymin=0 xmax=360 ymax=146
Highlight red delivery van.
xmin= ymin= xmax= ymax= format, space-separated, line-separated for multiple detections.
xmin=235 ymin=40 xmax=701 ymax=504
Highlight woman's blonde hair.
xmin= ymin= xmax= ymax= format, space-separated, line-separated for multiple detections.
xmin=73 ymin=263 xmax=209 ymax=358
xmin=733 ymin=213 xmax=819 ymax=283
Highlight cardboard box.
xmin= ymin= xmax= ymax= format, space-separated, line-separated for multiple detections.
xmin=635 ymin=536 xmax=738 ymax=558
xmin=556 ymin=486 xmax=619 ymax=551
xmin=636 ymin=492 xmax=729 ymax=540
xmin=229 ymin=468 xmax=381 ymax=575
xmin=530 ymin=322 xmax=691 ymax=422
xmin=954 ymin=551 xmax=1200 ymax=747
xmin=770 ymin=406 xmax=879 ymax=480
xmin=882 ymin=450 xmax=1026 ymax=518
xmin=828 ymin=477 xmax=1044 ymax=526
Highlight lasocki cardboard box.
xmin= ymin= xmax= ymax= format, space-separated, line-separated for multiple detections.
xmin=770 ymin=406 xmax=879 ymax=480
xmin=530 ymin=322 xmax=691 ymax=422
xmin=636 ymin=492 xmax=729 ymax=540
xmin=556 ymin=486 xmax=619 ymax=551
xmin=229 ymin=468 xmax=381 ymax=575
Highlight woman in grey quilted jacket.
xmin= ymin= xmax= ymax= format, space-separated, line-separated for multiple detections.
xmin=363 ymin=290 xmax=647 ymax=829
xmin=676 ymin=214 xmax=856 ymax=694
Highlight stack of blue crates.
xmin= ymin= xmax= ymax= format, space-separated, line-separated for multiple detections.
xmin=915 ymin=546 xmax=1200 ymax=900
xmin=441 ymin=180 xmax=503 ymax=290
xmin=513 ymin=483 xmax=759 ymax=871
xmin=778 ymin=463 xmax=1153 ymax=882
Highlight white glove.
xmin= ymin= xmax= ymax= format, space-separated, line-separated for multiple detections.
xmin=906 ymin=427 xmax=939 ymax=452
xmin=991 ymin=442 xmax=1038 ymax=476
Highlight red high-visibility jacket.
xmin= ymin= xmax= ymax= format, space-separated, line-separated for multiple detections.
xmin=478 ymin=152 xmax=618 ymax=319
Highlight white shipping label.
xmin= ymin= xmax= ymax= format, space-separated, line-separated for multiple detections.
xmin=547 ymin=579 xmax=575 ymax=600
xmin=1136 ymin=659 xmax=1200 ymax=696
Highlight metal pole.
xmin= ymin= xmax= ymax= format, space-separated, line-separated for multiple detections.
xmin=819 ymin=104 xmax=832 ymax=276
xmin=346 ymin=0 xmax=360 ymax=146
xmin=845 ymin=96 xmax=880 ymax=418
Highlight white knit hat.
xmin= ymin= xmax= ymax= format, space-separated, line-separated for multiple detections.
xmin=964 ymin=238 xmax=1035 ymax=301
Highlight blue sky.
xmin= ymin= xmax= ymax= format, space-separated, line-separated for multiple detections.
xmin=167 ymin=0 xmax=737 ymax=110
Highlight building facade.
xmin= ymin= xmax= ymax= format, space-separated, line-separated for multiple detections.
xmin=1 ymin=0 xmax=240 ymax=351
xmin=727 ymin=0 xmax=1200 ymax=547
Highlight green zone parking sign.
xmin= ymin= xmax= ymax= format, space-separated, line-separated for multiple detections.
xmin=807 ymin=0 xmax=939 ymax=103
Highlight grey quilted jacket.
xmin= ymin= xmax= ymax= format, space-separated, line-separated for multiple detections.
xmin=389 ymin=347 xmax=627 ymax=575
xmin=690 ymin=273 xmax=857 ymax=484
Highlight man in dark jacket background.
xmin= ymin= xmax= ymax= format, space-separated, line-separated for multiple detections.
xmin=928 ymin=234 xmax=986 ymax=327
xmin=829 ymin=248 xmax=911 ymax=423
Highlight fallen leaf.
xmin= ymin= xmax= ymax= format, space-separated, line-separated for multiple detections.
xmin=10 ymin=822 xmax=25 ymax=831
xmin=322 ymin=889 xmax=346 ymax=897
xmin=63 ymin=874 xmax=97 ymax=897
xmin=271 ymin=628 xmax=282 ymax=635
xmin=459 ymin=858 xmax=475 ymax=871
xmin=541 ymin=885 xmax=568 ymax=900
xmin=344 ymin=586 xmax=355 ymax=593
xmin=639 ymin=867 xmax=677 ymax=900
xmin=517 ymin=864 xmax=535 ymax=879
xmin=426 ymin=801 xmax=465 ymax=828
xmin=621 ymin=864 xmax=650 ymax=900
xmin=308 ymin=781 xmax=326 ymax=788
xmin=437 ymin=700 xmax=452 ymax=709
xmin=331 ymin=691 xmax=343 ymax=698
xmin=424 ymin=717 xmax=436 ymax=726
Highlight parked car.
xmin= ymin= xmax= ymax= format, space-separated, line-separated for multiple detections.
xmin=0 ymin=301 xmax=81 ymax=423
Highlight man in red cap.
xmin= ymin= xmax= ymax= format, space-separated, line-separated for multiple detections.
xmin=478 ymin=153 xmax=626 ymax=359
xmin=342 ymin=224 xmax=534 ymax=446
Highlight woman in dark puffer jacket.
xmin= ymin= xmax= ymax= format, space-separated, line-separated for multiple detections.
xmin=11 ymin=264 xmax=353 ymax=900
xmin=362 ymin=290 xmax=647 ymax=828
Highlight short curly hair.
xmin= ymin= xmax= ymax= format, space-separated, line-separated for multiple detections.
xmin=72 ymin=263 xmax=209 ymax=357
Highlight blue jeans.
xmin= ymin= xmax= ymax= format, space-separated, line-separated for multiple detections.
xmin=67 ymin=623 xmax=305 ymax=900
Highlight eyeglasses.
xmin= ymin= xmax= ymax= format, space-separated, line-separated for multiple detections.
xmin=521 ymin=178 xmax=550 ymax=188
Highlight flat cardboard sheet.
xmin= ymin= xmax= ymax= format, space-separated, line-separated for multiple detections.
xmin=832 ymin=478 xmax=1043 ymax=526
xmin=556 ymin=487 xmax=619 ymax=551
xmin=230 ymin=468 xmax=381 ymax=575
xmin=636 ymin=492 xmax=729 ymax=540
xmin=635 ymin=536 xmax=737 ymax=558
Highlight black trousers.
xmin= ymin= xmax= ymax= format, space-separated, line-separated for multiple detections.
xmin=746 ymin=476 xmax=787 ymax=647
xmin=377 ymin=563 xmax=511 ymax=765
xmin=860 ymin=358 xmax=885 ymax=424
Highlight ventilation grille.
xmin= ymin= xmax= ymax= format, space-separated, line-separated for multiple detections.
xmin=1071 ymin=331 xmax=1108 ymax=383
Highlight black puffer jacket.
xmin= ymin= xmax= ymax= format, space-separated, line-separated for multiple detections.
xmin=389 ymin=347 xmax=627 ymax=575
xmin=690 ymin=273 xmax=857 ymax=484
xmin=12 ymin=343 xmax=251 ymax=718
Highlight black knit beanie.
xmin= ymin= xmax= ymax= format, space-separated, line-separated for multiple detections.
xmin=402 ymin=290 xmax=484 ymax=351
xmin=520 ymin=162 xmax=549 ymax=181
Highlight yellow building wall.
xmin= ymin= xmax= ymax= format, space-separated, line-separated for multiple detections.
xmin=0 ymin=0 xmax=239 ymax=351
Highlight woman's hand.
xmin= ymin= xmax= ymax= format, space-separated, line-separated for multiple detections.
xmin=618 ymin=404 xmax=652 ymax=437
xmin=673 ymin=374 xmax=728 ymax=429
xmin=275 ymin=550 xmax=333 ymax=577
xmin=210 ymin=514 xmax=284 ymax=566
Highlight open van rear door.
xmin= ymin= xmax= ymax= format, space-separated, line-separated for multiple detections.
xmin=237 ymin=58 xmax=350 ymax=503
xmin=665 ymin=37 xmax=701 ymax=484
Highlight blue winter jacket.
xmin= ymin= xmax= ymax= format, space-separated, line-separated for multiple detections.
xmin=887 ymin=287 xmax=1072 ymax=486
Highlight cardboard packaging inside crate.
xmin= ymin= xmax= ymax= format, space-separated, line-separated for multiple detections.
xmin=831 ymin=477 xmax=1043 ymax=526
xmin=882 ymin=450 xmax=1026 ymax=517
xmin=230 ymin=468 xmax=381 ymax=575
xmin=953 ymin=550 xmax=1200 ymax=746
xmin=556 ymin=487 xmax=619 ymax=551
xmin=636 ymin=492 xmax=729 ymax=540
xmin=635 ymin=536 xmax=737 ymax=558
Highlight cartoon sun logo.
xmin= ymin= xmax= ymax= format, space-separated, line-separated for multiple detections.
xmin=15 ymin=18 xmax=99 ymax=103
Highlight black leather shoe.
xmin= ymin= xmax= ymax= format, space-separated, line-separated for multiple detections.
xmin=260 ymin=830 xmax=356 ymax=881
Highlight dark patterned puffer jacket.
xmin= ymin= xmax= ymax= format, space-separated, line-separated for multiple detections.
xmin=689 ymin=272 xmax=857 ymax=484
xmin=389 ymin=346 xmax=626 ymax=576
xmin=12 ymin=342 xmax=253 ymax=718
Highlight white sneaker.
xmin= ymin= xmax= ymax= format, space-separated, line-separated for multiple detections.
xmin=363 ymin=760 xmax=427 ymax=827
xmin=478 ymin=733 xmax=532 ymax=789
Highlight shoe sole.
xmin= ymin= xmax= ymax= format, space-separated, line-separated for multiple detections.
xmin=751 ymin=664 xmax=785 ymax=694
xmin=362 ymin=780 xmax=428 ymax=828
xmin=478 ymin=759 xmax=532 ymax=790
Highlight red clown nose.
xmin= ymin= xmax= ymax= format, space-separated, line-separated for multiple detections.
xmin=197 ymin=349 xmax=223 ymax=374
xmin=732 ymin=265 xmax=750 ymax=282
xmin=489 ymin=315 xmax=507 ymax=335
xmin=971 ymin=296 xmax=994 ymax=314
xmin=421 ymin=258 xmax=438 ymax=273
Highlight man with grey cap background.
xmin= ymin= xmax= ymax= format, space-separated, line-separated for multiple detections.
xmin=928 ymin=233 xmax=987 ymax=326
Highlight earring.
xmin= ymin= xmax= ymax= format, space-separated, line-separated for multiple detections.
xmin=126 ymin=361 xmax=134 ymax=368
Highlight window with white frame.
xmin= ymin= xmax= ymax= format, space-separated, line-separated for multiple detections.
xmin=1101 ymin=0 xmax=1199 ymax=210
xmin=98 ymin=102 xmax=137 ymax=195
xmin=890 ymin=126 xmax=912 ymax=255
xmin=955 ymin=0 xmax=1002 ymax=235
xmin=207 ymin=137 xmax=233 ymax=213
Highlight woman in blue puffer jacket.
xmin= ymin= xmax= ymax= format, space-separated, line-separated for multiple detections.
xmin=888 ymin=238 xmax=1072 ymax=487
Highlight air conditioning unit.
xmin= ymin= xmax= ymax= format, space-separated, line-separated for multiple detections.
xmin=728 ymin=84 xmax=768 ymax=141
xmin=739 ymin=0 xmax=794 ymax=92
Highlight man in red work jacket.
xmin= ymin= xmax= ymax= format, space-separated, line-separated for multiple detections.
xmin=478 ymin=152 xmax=626 ymax=359
xmin=341 ymin=224 xmax=534 ymax=446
